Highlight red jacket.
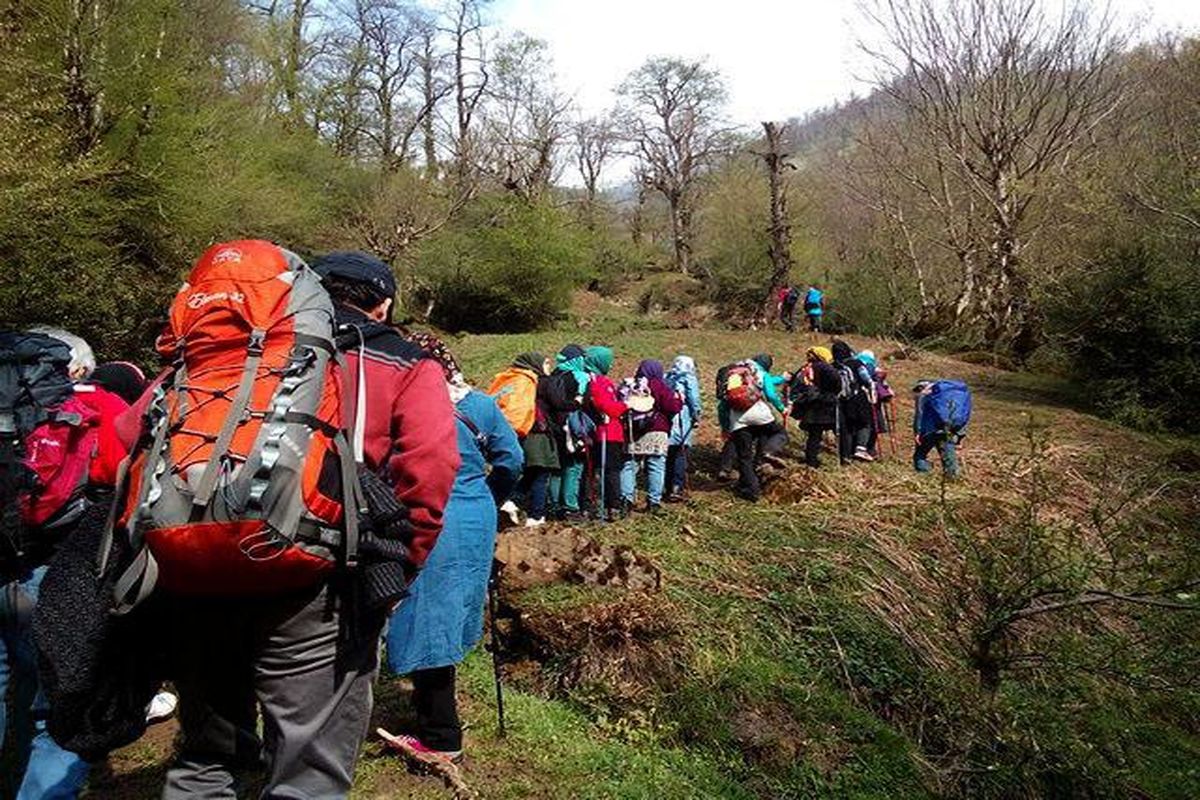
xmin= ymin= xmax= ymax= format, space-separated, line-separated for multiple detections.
xmin=588 ymin=374 xmax=628 ymax=444
xmin=337 ymin=308 xmax=459 ymax=567
xmin=73 ymin=384 xmax=130 ymax=486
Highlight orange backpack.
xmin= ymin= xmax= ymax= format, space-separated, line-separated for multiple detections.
xmin=486 ymin=367 xmax=539 ymax=437
xmin=110 ymin=240 xmax=359 ymax=607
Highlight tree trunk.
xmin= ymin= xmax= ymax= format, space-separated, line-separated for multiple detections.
xmin=759 ymin=121 xmax=794 ymax=323
xmin=668 ymin=194 xmax=693 ymax=275
xmin=421 ymin=35 xmax=438 ymax=179
xmin=64 ymin=0 xmax=103 ymax=156
xmin=631 ymin=182 xmax=646 ymax=247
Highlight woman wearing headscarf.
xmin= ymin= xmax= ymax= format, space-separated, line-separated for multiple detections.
xmin=722 ymin=353 xmax=789 ymax=501
xmin=619 ymin=359 xmax=683 ymax=513
xmin=548 ymin=344 xmax=589 ymax=520
xmin=831 ymin=340 xmax=877 ymax=463
xmin=664 ymin=355 xmax=701 ymax=502
xmin=792 ymin=346 xmax=841 ymax=468
xmin=386 ymin=335 xmax=523 ymax=763
xmin=506 ymin=352 xmax=560 ymax=525
xmin=583 ymin=346 xmax=627 ymax=522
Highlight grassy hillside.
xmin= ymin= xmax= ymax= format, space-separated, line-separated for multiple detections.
xmin=90 ymin=294 xmax=1200 ymax=800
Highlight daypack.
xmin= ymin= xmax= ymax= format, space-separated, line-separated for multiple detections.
xmin=0 ymin=332 xmax=97 ymax=580
xmin=619 ymin=377 xmax=657 ymax=440
xmin=785 ymin=286 xmax=801 ymax=306
xmin=565 ymin=409 xmax=596 ymax=452
xmin=721 ymin=362 xmax=763 ymax=412
xmin=112 ymin=240 xmax=356 ymax=605
xmin=487 ymin=367 xmax=540 ymax=437
xmin=920 ymin=380 xmax=972 ymax=436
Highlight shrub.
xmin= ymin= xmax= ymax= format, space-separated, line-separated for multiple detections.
xmin=413 ymin=195 xmax=589 ymax=333
xmin=1048 ymin=242 xmax=1200 ymax=432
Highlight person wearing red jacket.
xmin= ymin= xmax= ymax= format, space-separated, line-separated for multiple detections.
xmin=583 ymin=346 xmax=627 ymax=522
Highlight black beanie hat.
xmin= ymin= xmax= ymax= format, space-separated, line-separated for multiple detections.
xmin=312 ymin=251 xmax=397 ymax=305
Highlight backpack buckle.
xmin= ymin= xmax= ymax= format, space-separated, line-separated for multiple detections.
xmin=246 ymin=330 xmax=266 ymax=357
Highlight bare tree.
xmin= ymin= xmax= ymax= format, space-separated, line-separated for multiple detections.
xmin=618 ymin=57 xmax=733 ymax=275
xmin=479 ymin=33 xmax=571 ymax=201
xmin=574 ymin=114 xmax=617 ymax=225
xmin=857 ymin=0 xmax=1126 ymax=353
xmin=442 ymin=0 xmax=490 ymax=195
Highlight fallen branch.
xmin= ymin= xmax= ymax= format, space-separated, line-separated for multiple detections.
xmin=378 ymin=728 xmax=476 ymax=800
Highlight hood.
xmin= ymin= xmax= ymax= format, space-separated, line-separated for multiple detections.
xmin=513 ymin=352 xmax=546 ymax=375
xmin=831 ymin=340 xmax=854 ymax=364
xmin=636 ymin=359 xmax=664 ymax=382
xmin=807 ymin=346 xmax=833 ymax=364
xmin=584 ymin=346 xmax=614 ymax=375
xmin=670 ymin=355 xmax=696 ymax=376
xmin=752 ymin=353 xmax=773 ymax=371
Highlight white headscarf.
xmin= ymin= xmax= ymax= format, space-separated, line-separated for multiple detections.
xmin=670 ymin=355 xmax=696 ymax=376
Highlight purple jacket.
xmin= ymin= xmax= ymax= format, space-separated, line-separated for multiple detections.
xmin=645 ymin=377 xmax=683 ymax=434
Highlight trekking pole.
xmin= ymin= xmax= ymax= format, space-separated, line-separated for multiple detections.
xmin=487 ymin=558 xmax=507 ymax=738
xmin=885 ymin=402 xmax=899 ymax=458
xmin=834 ymin=403 xmax=844 ymax=469
xmin=598 ymin=419 xmax=608 ymax=521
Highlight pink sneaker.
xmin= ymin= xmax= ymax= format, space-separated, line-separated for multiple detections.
xmin=380 ymin=730 xmax=463 ymax=764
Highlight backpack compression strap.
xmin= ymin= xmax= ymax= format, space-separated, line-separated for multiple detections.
xmin=191 ymin=329 xmax=266 ymax=511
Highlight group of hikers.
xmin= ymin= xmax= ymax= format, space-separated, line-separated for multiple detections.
xmin=776 ymin=283 xmax=825 ymax=332
xmin=0 ymin=241 xmax=970 ymax=799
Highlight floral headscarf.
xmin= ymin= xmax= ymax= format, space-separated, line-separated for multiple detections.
xmin=404 ymin=330 xmax=471 ymax=402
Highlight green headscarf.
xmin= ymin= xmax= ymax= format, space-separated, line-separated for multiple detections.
xmin=583 ymin=346 xmax=614 ymax=375
xmin=513 ymin=352 xmax=546 ymax=375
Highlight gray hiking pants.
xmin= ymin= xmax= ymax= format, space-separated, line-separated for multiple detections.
xmin=161 ymin=581 xmax=383 ymax=800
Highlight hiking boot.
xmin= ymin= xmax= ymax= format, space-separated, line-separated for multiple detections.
xmin=717 ymin=468 xmax=736 ymax=482
xmin=145 ymin=690 xmax=178 ymax=725
xmin=644 ymin=502 xmax=662 ymax=515
xmin=561 ymin=510 xmax=586 ymax=523
xmin=620 ymin=499 xmax=634 ymax=518
xmin=664 ymin=492 xmax=687 ymax=504
xmin=733 ymin=488 xmax=760 ymax=502
xmin=499 ymin=500 xmax=521 ymax=527
xmin=524 ymin=516 xmax=547 ymax=528
xmin=384 ymin=733 xmax=463 ymax=765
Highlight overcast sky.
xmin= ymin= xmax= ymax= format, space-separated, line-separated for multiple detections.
xmin=490 ymin=0 xmax=1200 ymax=126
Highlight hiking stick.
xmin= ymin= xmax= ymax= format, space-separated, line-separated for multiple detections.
xmin=870 ymin=404 xmax=884 ymax=460
xmin=598 ymin=421 xmax=608 ymax=520
xmin=834 ymin=403 xmax=844 ymax=469
xmin=885 ymin=402 xmax=898 ymax=458
xmin=487 ymin=559 xmax=506 ymax=738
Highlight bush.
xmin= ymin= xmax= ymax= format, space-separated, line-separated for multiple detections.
xmin=413 ymin=195 xmax=590 ymax=333
xmin=1048 ymin=242 xmax=1200 ymax=432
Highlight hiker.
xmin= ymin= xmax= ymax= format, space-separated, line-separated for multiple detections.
xmin=912 ymin=380 xmax=972 ymax=479
xmin=804 ymin=283 xmax=825 ymax=332
xmin=384 ymin=336 xmax=522 ymax=763
xmin=777 ymin=285 xmax=800 ymax=332
xmin=105 ymin=244 xmax=460 ymax=800
xmin=665 ymin=355 xmax=701 ymax=503
xmin=718 ymin=354 xmax=789 ymax=502
xmin=583 ymin=346 xmax=627 ymax=522
xmin=856 ymin=350 xmax=894 ymax=457
xmin=831 ymin=340 xmax=877 ymax=463
xmin=790 ymin=346 xmax=840 ymax=468
xmin=488 ymin=354 xmax=544 ymax=526
xmin=499 ymin=353 xmax=560 ymax=528
xmin=619 ymin=360 xmax=683 ymax=514
xmin=548 ymin=344 xmax=591 ymax=521
xmin=1 ymin=327 xmax=130 ymax=800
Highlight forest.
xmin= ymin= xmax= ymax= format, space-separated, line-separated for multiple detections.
xmin=1 ymin=0 xmax=1198 ymax=432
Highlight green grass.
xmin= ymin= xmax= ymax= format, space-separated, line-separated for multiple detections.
xmin=91 ymin=295 xmax=1200 ymax=799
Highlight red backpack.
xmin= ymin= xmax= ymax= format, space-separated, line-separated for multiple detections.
xmin=0 ymin=332 xmax=99 ymax=580
xmin=722 ymin=362 xmax=763 ymax=412
xmin=110 ymin=241 xmax=361 ymax=607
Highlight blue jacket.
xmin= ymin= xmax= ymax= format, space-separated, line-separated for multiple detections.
xmin=386 ymin=389 xmax=523 ymax=675
xmin=666 ymin=360 xmax=702 ymax=446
